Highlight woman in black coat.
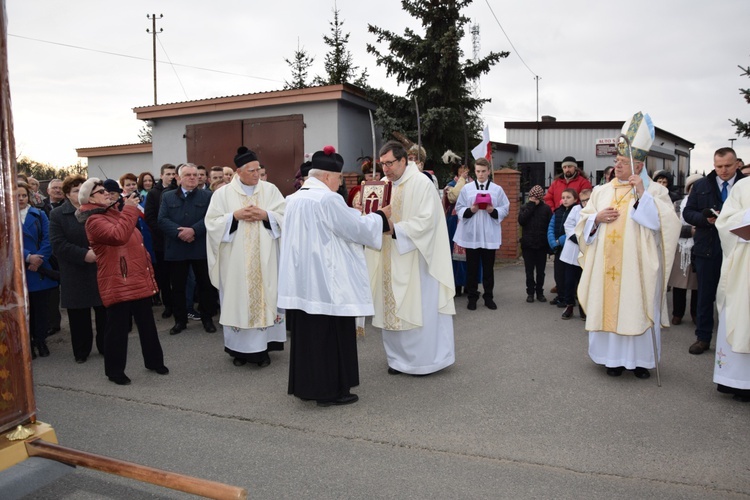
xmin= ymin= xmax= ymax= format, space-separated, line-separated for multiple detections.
xmin=49 ymin=175 xmax=106 ymax=363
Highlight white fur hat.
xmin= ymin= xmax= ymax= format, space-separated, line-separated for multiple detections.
xmin=78 ymin=177 xmax=101 ymax=205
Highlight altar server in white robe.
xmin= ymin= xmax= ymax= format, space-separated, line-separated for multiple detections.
xmin=453 ymin=157 xmax=510 ymax=310
xmin=278 ymin=146 xmax=389 ymax=407
xmin=713 ymin=176 xmax=750 ymax=402
xmin=366 ymin=140 xmax=456 ymax=376
xmin=206 ymin=147 xmax=286 ymax=368
xmin=576 ymin=112 xmax=680 ymax=379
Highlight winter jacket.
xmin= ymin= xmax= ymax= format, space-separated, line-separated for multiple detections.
xmin=683 ymin=170 xmax=745 ymax=259
xmin=49 ymin=200 xmax=103 ymax=309
xmin=518 ymin=200 xmax=552 ymax=250
xmin=22 ymin=207 xmax=58 ymax=292
xmin=547 ymin=204 xmax=573 ymax=251
xmin=144 ymin=179 xmax=174 ymax=252
xmin=544 ymin=171 xmax=592 ymax=210
xmin=77 ymin=203 xmax=158 ymax=308
xmin=158 ymin=187 xmax=212 ymax=261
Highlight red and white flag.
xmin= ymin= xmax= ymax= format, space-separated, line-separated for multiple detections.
xmin=471 ymin=125 xmax=492 ymax=161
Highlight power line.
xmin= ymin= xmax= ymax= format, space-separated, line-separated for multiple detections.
xmin=157 ymin=35 xmax=189 ymax=101
xmin=483 ymin=0 xmax=537 ymax=78
xmin=8 ymin=33 xmax=283 ymax=83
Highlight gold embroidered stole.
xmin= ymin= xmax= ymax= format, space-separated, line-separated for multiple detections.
xmin=383 ymin=183 xmax=403 ymax=330
xmin=243 ymin=192 xmax=266 ymax=328
xmin=601 ymin=186 xmax=633 ymax=332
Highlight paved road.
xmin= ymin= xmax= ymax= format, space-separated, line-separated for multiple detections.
xmin=26 ymin=261 xmax=750 ymax=499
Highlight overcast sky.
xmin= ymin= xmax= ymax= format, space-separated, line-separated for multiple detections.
xmin=7 ymin=0 xmax=750 ymax=173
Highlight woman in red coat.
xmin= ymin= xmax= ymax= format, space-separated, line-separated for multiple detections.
xmin=76 ymin=178 xmax=168 ymax=385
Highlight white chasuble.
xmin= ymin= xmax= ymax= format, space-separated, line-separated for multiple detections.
xmin=713 ymin=178 xmax=750 ymax=389
xmin=205 ymin=178 xmax=286 ymax=352
xmin=576 ymin=180 xmax=680 ymax=369
xmin=365 ymin=163 xmax=456 ymax=374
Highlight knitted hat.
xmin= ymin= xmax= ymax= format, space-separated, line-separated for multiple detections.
xmin=102 ymin=179 xmax=122 ymax=193
xmin=311 ymin=145 xmax=344 ymax=172
xmin=561 ymin=156 xmax=578 ymax=168
xmin=529 ymin=185 xmax=544 ymax=199
xmin=234 ymin=146 xmax=258 ymax=168
xmin=78 ymin=177 xmax=101 ymax=205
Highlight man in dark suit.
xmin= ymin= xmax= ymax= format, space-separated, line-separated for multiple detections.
xmin=145 ymin=163 xmax=177 ymax=317
xmin=683 ymin=147 xmax=745 ymax=355
xmin=158 ymin=163 xmax=217 ymax=334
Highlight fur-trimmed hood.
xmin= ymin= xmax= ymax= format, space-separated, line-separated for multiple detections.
xmin=75 ymin=203 xmax=110 ymax=224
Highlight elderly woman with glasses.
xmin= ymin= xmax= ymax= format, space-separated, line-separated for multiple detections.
xmin=49 ymin=175 xmax=107 ymax=363
xmin=76 ymin=177 xmax=168 ymax=385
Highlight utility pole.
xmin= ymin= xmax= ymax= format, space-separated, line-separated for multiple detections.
xmin=146 ymin=14 xmax=163 ymax=105
xmin=729 ymin=138 xmax=736 ymax=148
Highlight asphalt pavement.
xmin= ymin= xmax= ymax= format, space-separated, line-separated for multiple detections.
xmin=26 ymin=261 xmax=750 ymax=499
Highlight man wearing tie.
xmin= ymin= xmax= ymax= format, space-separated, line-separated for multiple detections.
xmin=158 ymin=163 xmax=217 ymax=335
xmin=453 ymin=157 xmax=510 ymax=310
xmin=683 ymin=147 xmax=745 ymax=355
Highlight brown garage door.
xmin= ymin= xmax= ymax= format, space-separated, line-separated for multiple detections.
xmin=243 ymin=115 xmax=304 ymax=196
xmin=185 ymin=120 xmax=242 ymax=169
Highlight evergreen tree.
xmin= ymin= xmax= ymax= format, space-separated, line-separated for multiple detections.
xmin=730 ymin=64 xmax=750 ymax=139
xmin=367 ymin=0 xmax=508 ymax=175
xmin=284 ymin=41 xmax=315 ymax=90
xmin=138 ymin=123 xmax=152 ymax=143
xmin=314 ymin=6 xmax=368 ymax=86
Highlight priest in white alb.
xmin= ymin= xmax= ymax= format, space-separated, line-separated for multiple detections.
xmin=278 ymin=146 xmax=389 ymax=407
xmin=366 ymin=140 xmax=456 ymax=376
xmin=713 ymin=176 xmax=750 ymax=402
xmin=205 ymin=147 xmax=286 ymax=368
xmin=576 ymin=112 xmax=681 ymax=379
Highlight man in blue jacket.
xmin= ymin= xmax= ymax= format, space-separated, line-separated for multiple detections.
xmin=158 ymin=163 xmax=216 ymax=335
xmin=683 ymin=147 xmax=745 ymax=355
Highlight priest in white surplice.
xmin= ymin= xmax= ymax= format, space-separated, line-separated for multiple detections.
xmin=714 ymin=176 xmax=750 ymax=402
xmin=366 ymin=141 xmax=456 ymax=376
xmin=576 ymin=112 xmax=680 ymax=379
xmin=278 ymin=146 xmax=389 ymax=407
xmin=206 ymin=147 xmax=286 ymax=368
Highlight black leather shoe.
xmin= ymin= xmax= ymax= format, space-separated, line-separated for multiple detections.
xmin=170 ymin=323 xmax=187 ymax=335
xmin=257 ymin=353 xmax=271 ymax=368
xmin=75 ymin=357 xmax=87 ymax=364
xmin=202 ymin=319 xmax=217 ymax=333
xmin=467 ymin=301 xmax=477 ymax=310
xmin=606 ymin=366 xmax=624 ymax=377
xmin=317 ymin=393 xmax=359 ymax=407
xmin=633 ymin=367 xmax=651 ymax=379
xmin=233 ymin=358 xmax=247 ymax=367
xmin=561 ymin=305 xmax=574 ymax=319
xmin=161 ymin=307 xmax=173 ymax=319
xmin=46 ymin=327 xmax=61 ymax=336
xmin=37 ymin=341 xmax=50 ymax=357
xmin=689 ymin=340 xmax=710 ymax=355
xmin=108 ymin=374 xmax=132 ymax=385
xmin=536 ymin=294 xmax=547 ymax=303
xmin=526 ymin=295 xmax=534 ymax=303
xmin=455 ymin=286 xmax=463 ymax=297
xmin=485 ymin=299 xmax=497 ymax=310
xmin=387 ymin=367 xmax=402 ymax=375
xmin=151 ymin=366 xmax=169 ymax=375
xmin=549 ymin=297 xmax=560 ymax=305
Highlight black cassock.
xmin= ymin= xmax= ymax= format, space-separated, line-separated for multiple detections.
xmin=287 ymin=310 xmax=359 ymax=401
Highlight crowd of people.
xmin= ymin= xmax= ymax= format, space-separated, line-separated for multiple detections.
xmin=17 ymin=113 xmax=750 ymax=405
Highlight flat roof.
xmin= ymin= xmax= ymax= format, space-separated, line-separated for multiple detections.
xmin=76 ymin=142 xmax=152 ymax=158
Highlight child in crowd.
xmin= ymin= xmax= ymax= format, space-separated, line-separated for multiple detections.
xmin=518 ymin=185 xmax=552 ymax=302
xmin=560 ymin=188 xmax=591 ymax=319
xmin=547 ymin=188 xmax=578 ymax=308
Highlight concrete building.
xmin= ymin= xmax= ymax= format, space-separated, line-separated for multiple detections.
xmin=505 ymin=116 xmax=694 ymax=194
xmin=77 ymin=84 xmax=377 ymax=195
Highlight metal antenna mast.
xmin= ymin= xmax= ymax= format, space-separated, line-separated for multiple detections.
xmin=471 ymin=23 xmax=480 ymax=98
xmin=146 ymin=14 xmax=163 ymax=105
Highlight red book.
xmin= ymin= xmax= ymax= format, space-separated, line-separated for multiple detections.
xmin=361 ymin=180 xmax=392 ymax=214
